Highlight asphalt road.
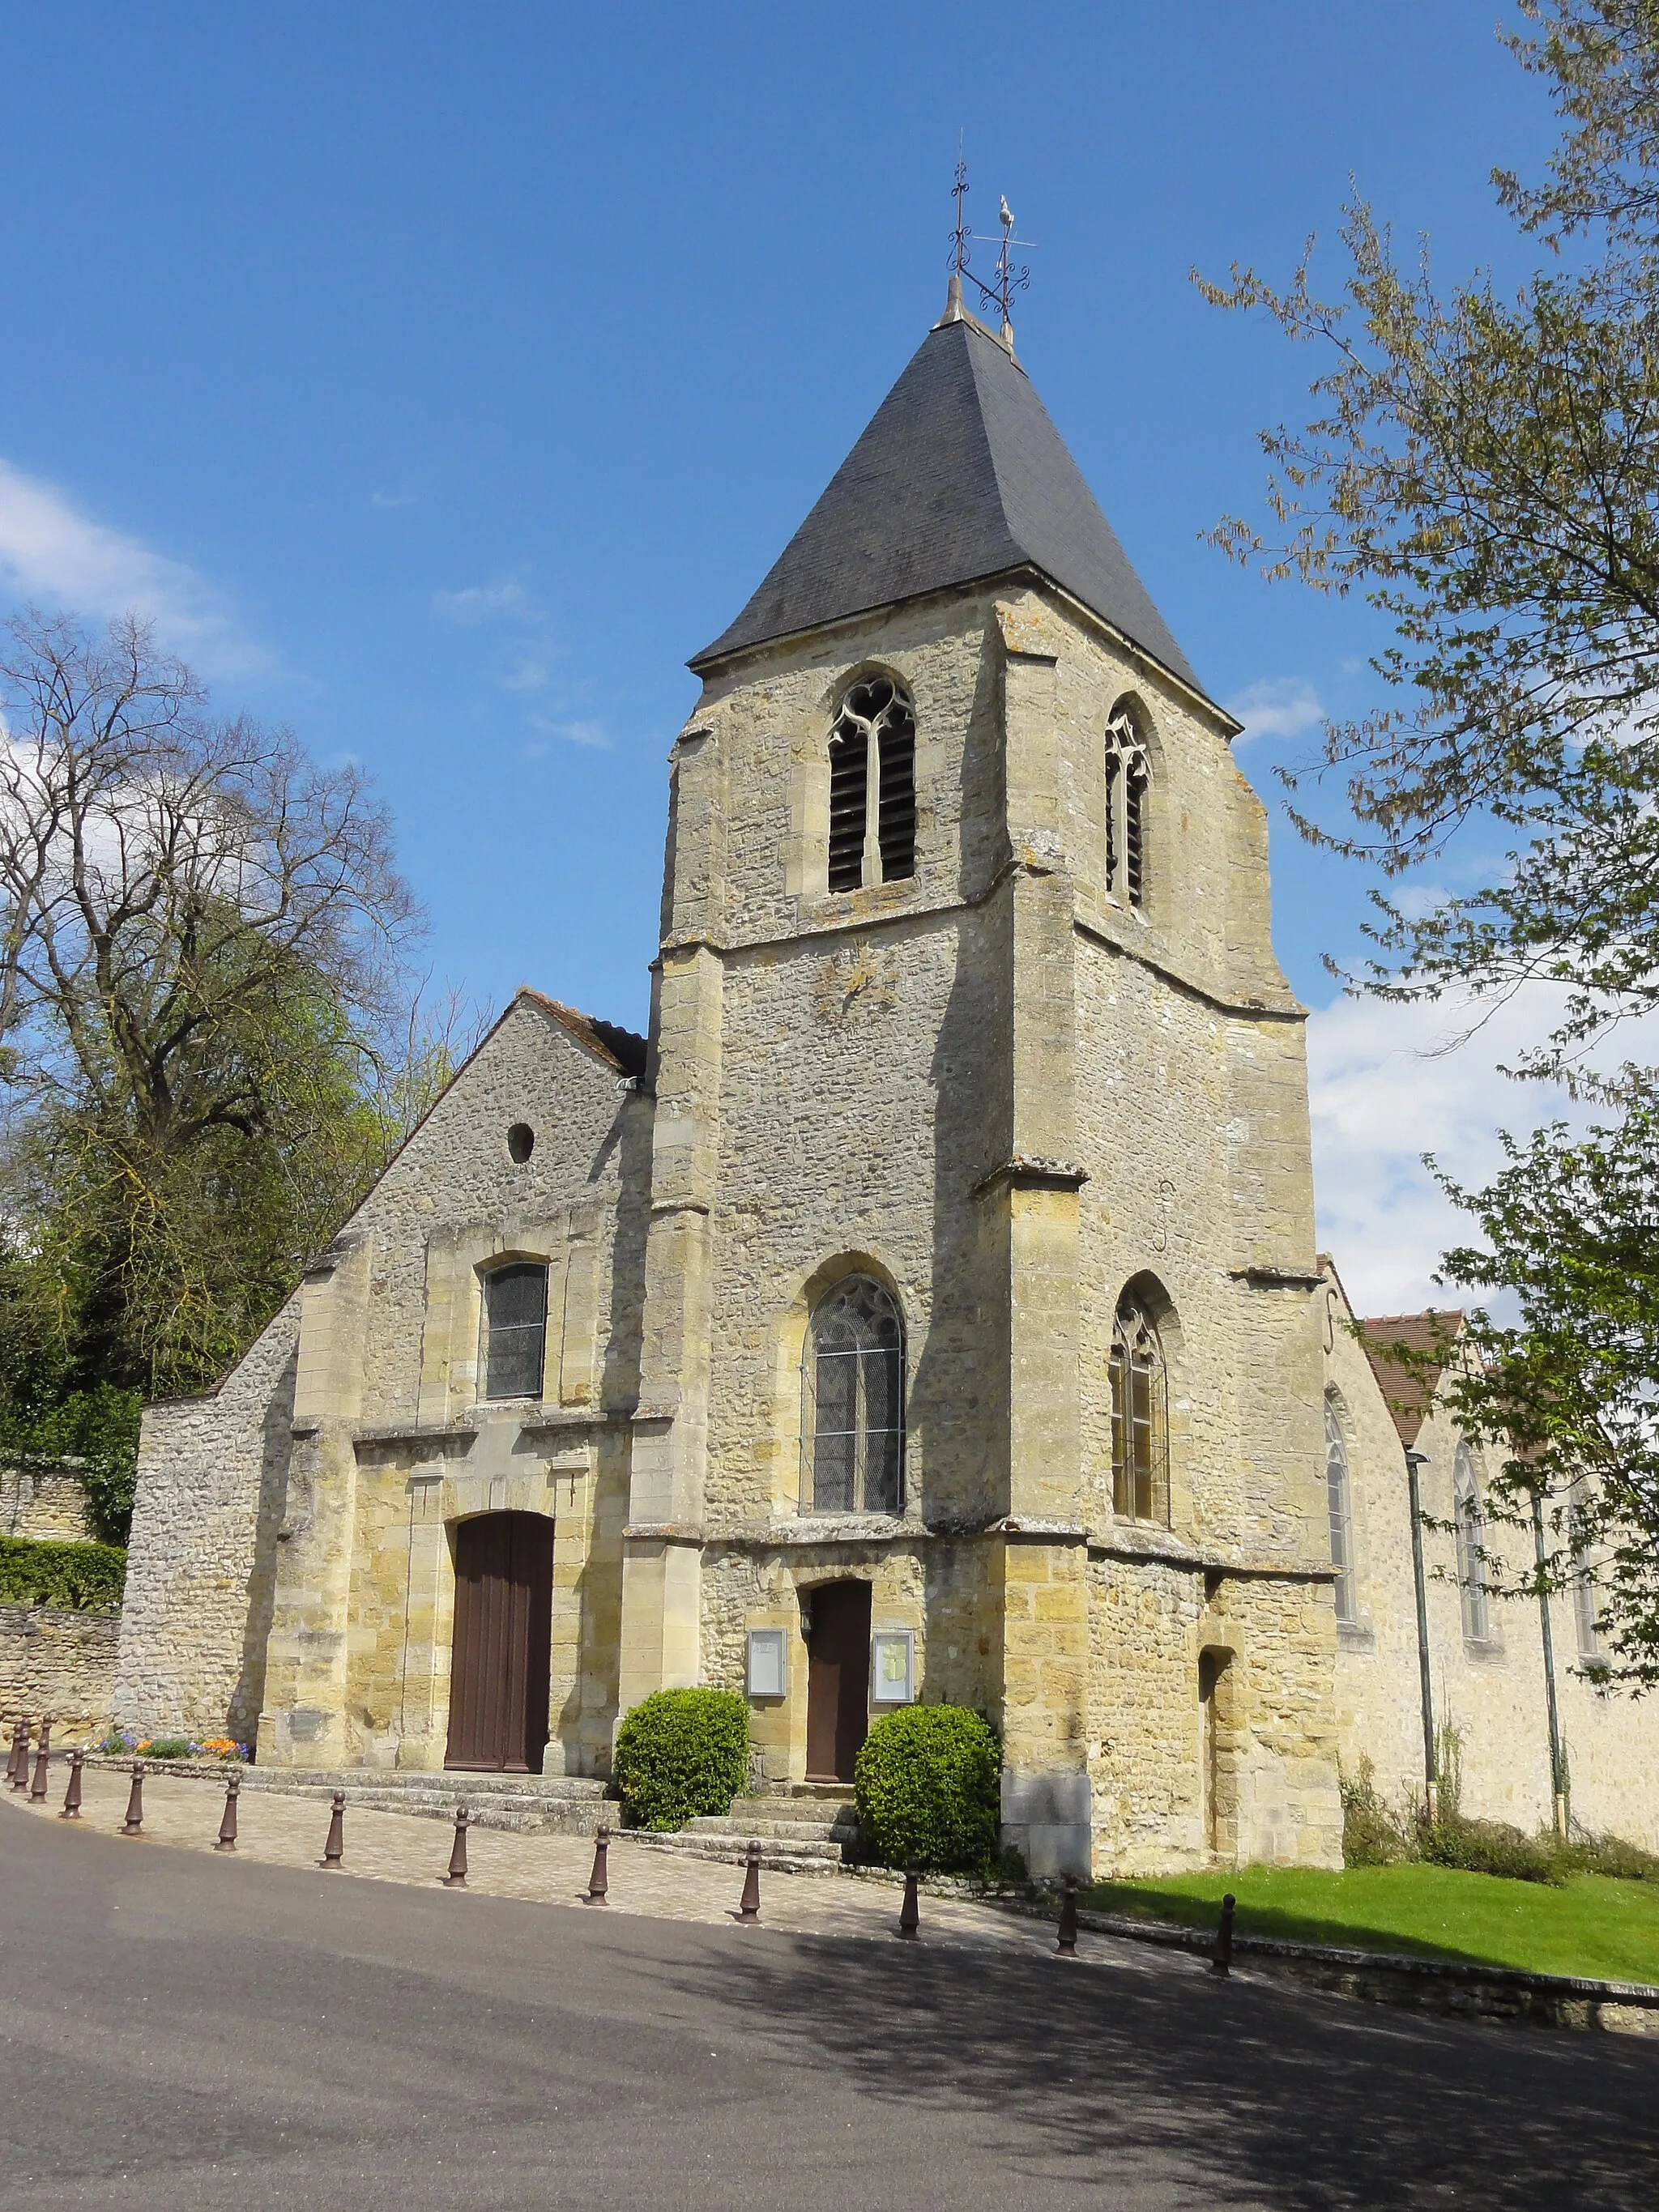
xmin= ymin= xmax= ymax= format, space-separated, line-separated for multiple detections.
xmin=2 ymin=1809 xmax=1657 ymax=2210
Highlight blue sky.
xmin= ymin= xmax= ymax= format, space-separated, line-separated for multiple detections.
xmin=0 ymin=5 xmax=1580 ymax=1306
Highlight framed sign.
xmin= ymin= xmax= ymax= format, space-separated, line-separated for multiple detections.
xmin=746 ymin=1627 xmax=787 ymax=1699
xmin=871 ymin=1630 xmax=915 ymax=1705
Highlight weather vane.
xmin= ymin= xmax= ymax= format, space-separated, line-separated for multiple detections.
xmin=947 ymin=143 xmax=1035 ymax=351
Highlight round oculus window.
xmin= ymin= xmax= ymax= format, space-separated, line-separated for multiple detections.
xmin=506 ymin=1122 xmax=535 ymax=1164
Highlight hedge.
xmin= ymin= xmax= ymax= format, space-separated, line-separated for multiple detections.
xmin=612 ymin=1687 xmax=749 ymax=1831
xmin=854 ymin=1703 xmax=1003 ymax=1873
xmin=0 ymin=1535 xmax=127 ymax=1613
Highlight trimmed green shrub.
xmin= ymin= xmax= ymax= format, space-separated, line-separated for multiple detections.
xmin=1418 ymin=1813 xmax=1564 ymax=1886
xmin=612 ymin=1687 xmax=749 ymax=1831
xmin=1341 ymin=1755 xmax=1412 ymax=1867
xmin=854 ymin=1703 xmax=1002 ymax=1873
xmin=0 ymin=1535 xmax=126 ymax=1613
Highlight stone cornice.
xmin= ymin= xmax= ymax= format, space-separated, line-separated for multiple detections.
xmin=973 ymin=1156 xmax=1090 ymax=1198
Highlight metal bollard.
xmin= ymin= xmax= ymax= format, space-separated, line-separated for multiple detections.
xmin=122 ymin=1762 xmax=145 ymax=1836
xmin=1212 ymin=1891 xmax=1236 ymax=1977
xmin=5 ymin=1718 xmax=23 ymax=1786
xmin=585 ymin=1822 xmax=609 ymax=1904
xmin=29 ymin=1727 xmax=50 ymax=1802
xmin=737 ymin=1839 xmax=761 ymax=1923
xmin=11 ymin=1720 xmax=31 ymax=1791
xmin=442 ymin=1805 xmax=469 ymax=1887
xmin=321 ymin=1791 xmax=346 ymax=1869
xmin=61 ymin=1748 xmax=83 ymax=1819
xmin=898 ymin=1862 xmax=920 ymax=1941
xmin=1056 ymin=1873 xmax=1080 ymax=1958
xmin=215 ymin=1773 xmax=240 ymax=1852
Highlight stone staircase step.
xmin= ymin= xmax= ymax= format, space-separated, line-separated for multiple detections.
xmin=636 ymin=1831 xmax=842 ymax=1874
xmin=685 ymin=1814 xmax=849 ymax=1845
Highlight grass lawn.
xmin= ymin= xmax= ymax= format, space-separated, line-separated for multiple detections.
xmin=1077 ymin=1865 xmax=1659 ymax=1987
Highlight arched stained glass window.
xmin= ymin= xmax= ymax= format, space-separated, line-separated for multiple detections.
xmin=827 ymin=675 xmax=916 ymax=893
xmin=1453 ymin=1443 xmax=1491 ymax=1643
xmin=1105 ymin=701 xmax=1149 ymax=910
xmin=1111 ymin=1298 xmax=1168 ymax=1524
xmin=1325 ymin=1396 xmax=1357 ymax=1624
xmin=802 ymin=1275 xmax=905 ymax=1514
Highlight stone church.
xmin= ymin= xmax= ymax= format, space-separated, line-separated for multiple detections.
xmin=114 ymin=286 xmax=1659 ymax=1873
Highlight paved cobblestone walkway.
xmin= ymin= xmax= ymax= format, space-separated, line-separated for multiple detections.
xmin=1 ymin=1765 xmax=1060 ymax=1955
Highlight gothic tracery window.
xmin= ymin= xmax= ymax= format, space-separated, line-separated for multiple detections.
xmin=1453 ymin=1442 xmax=1491 ymax=1643
xmin=482 ymin=1261 xmax=548 ymax=1400
xmin=1111 ymin=1298 xmax=1169 ymax=1523
xmin=1104 ymin=701 xmax=1149 ymax=909
xmin=802 ymin=1275 xmax=905 ymax=1514
xmin=1324 ymin=1395 xmax=1357 ymax=1625
xmin=827 ymin=675 xmax=916 ymax=893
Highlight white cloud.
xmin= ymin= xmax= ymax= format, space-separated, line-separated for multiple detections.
xmin=527 ymin=714 xmax=608 ymax=750
xmin=369 ymin=486 xmax=417 ymax=512
xmin=0 ymin=458 xmax=267 ymax=678
xmin=500 ymin=658 xmax=553 ymax=694
xmin=1306 ymin=984 xmax=1659 ymax=1316
xmin=1227 ymin=676 xmax=1324 ymax=741
xmin=432 ymin=580 xmax=531 ymax=624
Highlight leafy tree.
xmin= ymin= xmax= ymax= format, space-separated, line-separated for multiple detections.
xmin=0 ymin=611 xmax=477 ymax=1534
xmin=1429 ymin=1107 xmax=1659 ymax=1689
xmin=1202 ymin=4 xmax=1659 ymax=1677
xmin=1198 ymin=1 xmax=1659 ymax=1075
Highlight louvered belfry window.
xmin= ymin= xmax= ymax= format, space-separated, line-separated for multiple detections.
xmin=1105 ymin=701 xmax=1149 ymax=909
xmin=1110 ymin=1298 xmax=1169 ymax=1524
xmin=802 ymin=1275 xmax=905 ymax=1514
xmin=826 ymin=675 xmax=916 ymax=893
xmin=483 ymin=1263 xmax=548 ymax=1400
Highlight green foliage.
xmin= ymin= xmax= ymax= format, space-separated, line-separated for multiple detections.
xmin=1204 ymin=6 xmax=1659 ymax=1688
xmin=1417 ymin=1813 xmax=1566 ymax=1886
xmin=0 ymin=1535 xmax=126 ymax=1613
xmin=1341 ymin=1755 xmax=1413 ymax=1867
xmin=1431 ymin=1100 xmax=1659 ymax=1689
xmin=612 ymin=1688 xmax=749 ymax=1831
xmin=139 ymin=1737 xmax=193 ymax=1760
xmin=1563 ymin=1828 xmax=1659 ymax=1882
xmin=853 ymin=1703 xmax=1003 ymax=1873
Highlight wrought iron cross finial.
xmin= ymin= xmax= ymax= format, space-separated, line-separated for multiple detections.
xmin=948 ymin=147 xmax=1035 ymax=352
xmin=949 ymin=140 xmax=971 ymax=282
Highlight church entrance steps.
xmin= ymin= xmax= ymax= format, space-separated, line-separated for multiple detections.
xmin=231 ymin=1767 xmax=615 ymax=1838
xmin=635 ymin=1829 xmax=844 ymax=1875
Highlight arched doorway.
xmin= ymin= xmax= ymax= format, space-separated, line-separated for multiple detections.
xmin=805 ymin=1580 xmax=872 ymax=1783
xmin=445 ymin=1511 xmax=554 ymax=1772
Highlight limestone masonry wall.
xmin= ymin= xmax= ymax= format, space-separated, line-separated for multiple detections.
xmin=1 ymin=1603 xmax=118 ymax=1741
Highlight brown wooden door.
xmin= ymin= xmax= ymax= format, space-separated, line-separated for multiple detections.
xmin=805 ymin=1580 xmax=872 ymax=1782
xmin=445 ymin=1512 xmax=554 ymax=1772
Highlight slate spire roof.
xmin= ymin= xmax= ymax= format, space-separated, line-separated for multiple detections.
xmin=692 ymin=303 xmax=1202 ymax=695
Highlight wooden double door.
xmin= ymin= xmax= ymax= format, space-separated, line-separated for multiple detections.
xmin=445 ymin=1512 xmax=554 ymax=1773
xmin=805 ymin=1580 xmax=872 ymax=1784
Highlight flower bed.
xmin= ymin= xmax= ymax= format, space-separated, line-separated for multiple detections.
xmin=95 ymin=1727 xmax=248 ymax=1762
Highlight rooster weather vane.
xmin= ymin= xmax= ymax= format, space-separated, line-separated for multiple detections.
xmin=949 ymin=145 xmax=1035 ymax=350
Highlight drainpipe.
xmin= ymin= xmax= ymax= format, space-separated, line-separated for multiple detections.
xmin=1532 ymin=1490 xmax=1568 ymax=1839
xmin=1405 ymin=1448 xmax=1437 ymax=1820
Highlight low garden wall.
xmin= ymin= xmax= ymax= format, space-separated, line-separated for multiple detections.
xmin=0 ymin=1603 xmax=120 ymax=1742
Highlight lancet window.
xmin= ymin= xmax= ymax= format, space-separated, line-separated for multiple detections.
xmin=1104 ymin=701 xmax=1149 ymax=909
xmin=827 ymin=674 xmax=917 ymax=893
xmin=802 ymin=1275 xmax=905 ymax=1514
xmin=1110 ymin=1298 xmax=1169 ymax=1524
xmin=482 ymin=1262 xmax=548 ymax=1401
xmin=1453 ymin=1443 xmax=1491 ymax=1643
xmin=1324 ymin=1395 xmax=1357 ymax=1625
